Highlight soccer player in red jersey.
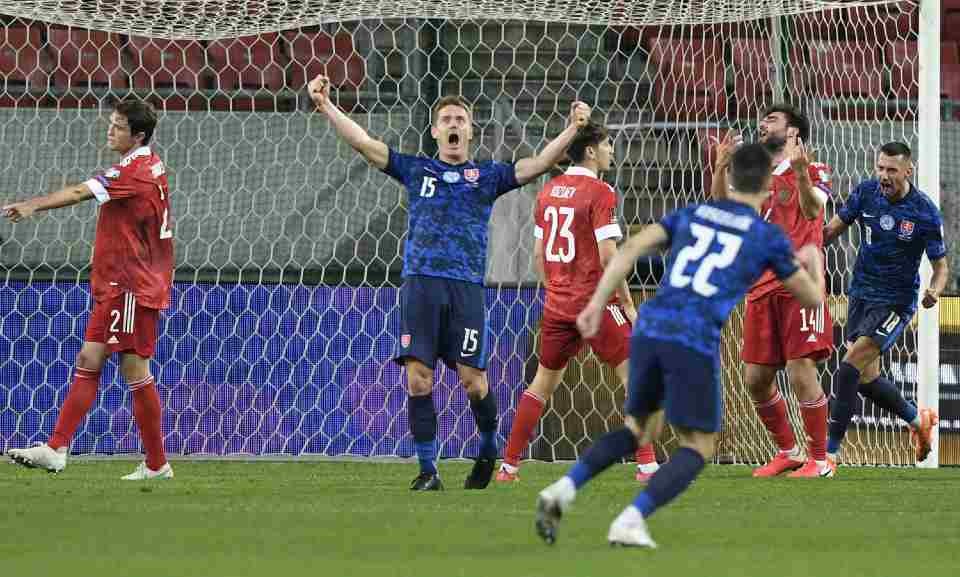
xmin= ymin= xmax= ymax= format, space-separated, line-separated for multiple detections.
xmin=712 ymin=104 xmax=835 ymax=477
xmin=497 ymin=122 xmax=658 ymax=483
xmin=4 ymin=99 xmax=174 ymax=480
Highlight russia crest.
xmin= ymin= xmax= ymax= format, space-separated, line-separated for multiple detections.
xmin=899 ymin=220 xmax=915 ymax=238
xmin=401 ymin=334 xmax=411 ymax=348
xmin=464 ymin=168 xmax=480 ymax=183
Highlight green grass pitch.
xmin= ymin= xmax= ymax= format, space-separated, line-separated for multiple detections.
xmin=2 ymin=460 xmax=958 ymax=577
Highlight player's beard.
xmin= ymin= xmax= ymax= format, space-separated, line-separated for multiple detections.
xmin=762 ymin=135 xmax=787 ymax=155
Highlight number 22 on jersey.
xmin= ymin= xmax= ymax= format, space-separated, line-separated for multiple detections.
xmin=544 ymin=206 xmax=575 ymax=263
xmin=669 ymin=222 xmax=743 ymax=297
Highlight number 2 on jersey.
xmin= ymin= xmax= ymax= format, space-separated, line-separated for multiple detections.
xmin=669 ymin=222 xmax=743 ymax=297
xmin=544 ymin=206 xmax=575 ymax=263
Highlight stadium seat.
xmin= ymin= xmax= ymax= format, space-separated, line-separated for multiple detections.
xmin=793 ymin=41 xmax=883 ymax=99
xmin=647 ymin=38 xmax=726 ymax=120
xmin=47 ymin=27 xmax=128 ymax=96
xmin=286 ymin=30 xmax=365 ymax=89
xmin=127 ymin=36 xmax=209 ymax=110
xmin=731 ymin=38 xmax=774 ymax=114
xmin=887 ymin=41 xmax=960 ymax=100
xmin=207 ymin=33 xmax=286 ymax=111
xmin=0 ymin=25 xmax=48 ymax=106
xmin=946 ymin=10 xmax=960 ymax=43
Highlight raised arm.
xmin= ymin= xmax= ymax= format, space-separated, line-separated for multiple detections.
xmin=514 ymin=102 xmax=591 ymax=185
xmin=598 ymin=238 xmax=636 ymax=323
xmin=577 ymin=223 xmax=668 ymax=337
xmin=308 ymin=75 xmax=389 ymax=170
xmin=790 ymin=139 xmax=827 ymax=220
xmin=3 ymin=183 xmax=94 ymax=223
xmin=710 ymin=130 xmax=740 ymax=201
xmin=822 ymin=214 xmax=850 ymax=247
xmin=781 ymin=244 xmax=825 ymax=308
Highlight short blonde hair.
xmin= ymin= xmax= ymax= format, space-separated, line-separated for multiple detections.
xmin=432 ymin=96 xmax=472 ymax=123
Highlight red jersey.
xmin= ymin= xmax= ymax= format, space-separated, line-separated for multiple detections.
xmin=748 ymin=158 xmax=832 ymax=301
xmin=534 ymin=167 xmax=622 ymax=322
xmin=84 ymin=146 xmax=174 ymax=309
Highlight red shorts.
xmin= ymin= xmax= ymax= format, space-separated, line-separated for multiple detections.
xmin=84 ymin=292 xmax=161 ymax=358
xmin=539 ymin=304 xmax=631 ymax=370
xmin=741 ymin=291 xmax=833 ymax=366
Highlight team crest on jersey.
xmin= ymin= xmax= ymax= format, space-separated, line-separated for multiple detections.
xmin=898 ymin=219 xmax=915 ymax=239
xmin=880 ymin=214 xmax=896 ymax=231
xmin=778 ymin=187 xmax=791 ymax=204
xmin=442 ymin=171 xmax=461 ymax=183
xmin=464 ymin=168 xmax=479 ymax=183
xmin=401 ymin=334 xmax=411 ymax=348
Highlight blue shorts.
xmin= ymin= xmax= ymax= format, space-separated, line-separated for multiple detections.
xmin=845 ymin=297 xmax=912 ymax=353
xmin=624 ymin=334 xmax=722 ymax=433
xmin=394 ymin=275 xmax=488 ymax=370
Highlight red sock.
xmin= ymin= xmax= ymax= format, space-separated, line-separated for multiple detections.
xmin=635 ymin=442 xmax=656 ymax=466
xmin=503 ymin=391 xmax=546 ymax=467
xmin=130 ymin=376 xmax=167 ymax=471
xmin=754 ymin=389 xmax=796 ymax=452
xmin=48 ymin=367 xmax=101 ymax=450
xmin=800 ymin=394 xmax=828 ymax=461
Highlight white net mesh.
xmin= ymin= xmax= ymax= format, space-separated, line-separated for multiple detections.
xmin=0 ymin=0 xmax=941 ymax=464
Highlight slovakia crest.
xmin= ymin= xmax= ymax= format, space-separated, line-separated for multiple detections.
xmin=464 ymin=168 xmax=480 ymax=183
xmin=898 ymin=219 xmax=915 ymax=239
xmin=401 ymin=334 xmax=411 ymax=348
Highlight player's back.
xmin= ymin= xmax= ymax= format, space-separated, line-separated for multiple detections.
xmin=90 ymin=146 xmax=174 ymax=309
xmin=636 ymin=199 xmax=798 ymax=356
xmin=534 ymin=167 xmax=620 ymax=321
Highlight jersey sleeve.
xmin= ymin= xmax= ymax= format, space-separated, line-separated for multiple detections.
xmin=491 ymin=161 xmax=520 ymax=198
xmin=765 ymin=225 xmax=801 ymax=281
xmin=924 ymin=207 xmax=948 ymax=261
xmin=658 ymin=208 xmax=682 ymax=242
xmin=837 ymin=182 xmax=865 ymax=225
xmin=808 ymin=162 xmax=832 ymax=205
xmin=592 ymin=184 xmax=622 ymax=242
xmin=381 ymin=148 xmax=419 ymax=187
xmin=84 ymin=162 xmax=143 ymax=204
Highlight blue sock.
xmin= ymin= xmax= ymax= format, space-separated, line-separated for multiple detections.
xmin=469 ymin=389 xmax=499 ymax=459
xmin=827 ymin=362 xmax=861 ymax=454
xmin=409 ymin=394 xmax=438 ymax=474
xmin=633 ymin=446 xmax=706 ymax=518
xmin=859 ymin=376 xmax=918 ymax=425
xmin=567 ymin=428 xmax=637 ymax=489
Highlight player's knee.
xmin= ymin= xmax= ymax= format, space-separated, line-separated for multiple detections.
xmin=460 ymin=372 xmax=487 ymax=399
xmin=405 ymin=364 xmax=433 ymax=396
xmin=75 ymin=349 xmax=106 ymax=371
xmin=746 ymin=378 xmax=775 ymax=402
xmin=624 ymin=415 xmax=646 ymax=441
xmin=677 ymin=428 xmax=717 ymax=460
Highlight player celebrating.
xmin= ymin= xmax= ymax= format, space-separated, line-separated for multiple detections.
xmin=535 ymin=143 xmax=825 ymax=548
xmin=4 ymin=99 xmax=174 ymax=480
xmin=712 ymin=104 xmax=834 ymax=477
xmin=822 ymin=142 xmax=946 ymax=463
xmin=308 ymin=75 xmax=590 ymax=490
xmin=496 ymin=121 xmax=658 ymax=483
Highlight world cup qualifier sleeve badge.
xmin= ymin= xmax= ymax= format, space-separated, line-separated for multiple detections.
xmin=898 ymin=219 xmax=915 ymax=240
xmin=401 ymin=334 xmax=412 ymax=348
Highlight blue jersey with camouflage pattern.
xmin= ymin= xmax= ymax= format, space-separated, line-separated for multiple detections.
xmin=838 ymin=180 xmax=947 ymax=313
xmin=383 ymin=149 xmax=520 ymax=284
xmin=635 ymin=200 xmax=799 ymax=357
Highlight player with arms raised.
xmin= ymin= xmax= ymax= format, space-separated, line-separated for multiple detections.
xmin=822 ymin=142 xmax=946 ymax=463
xmin=308 ymin=75 xmax=590 ymax=490
xmin=713 ymin=104 xmax=834 ymax=477
xmin=5 ymin=99 xmax=174 ymax=480
xmin=496 ymin=121 xmax=658 ymax=483
xmin=535 ymin=143 xmax=825 ymax=548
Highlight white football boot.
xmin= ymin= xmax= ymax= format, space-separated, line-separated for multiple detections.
xmin=607 ymin=505 xmax=657 ymax=548
xmin=8 ymin=443 xmax=66 ymax=473
xmin=535 ymin=476 xmax=577 ymax=545
xmin=121 ymin=461 xmax=174 ymax=480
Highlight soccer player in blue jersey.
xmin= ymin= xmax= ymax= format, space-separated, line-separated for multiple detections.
xmin=308 ymin=75 xmax=590 ymax=490
xmin=535 ymin=143 xmax=826 ymax=548
xmin=822 ymin=142 xmax=948 ymax=464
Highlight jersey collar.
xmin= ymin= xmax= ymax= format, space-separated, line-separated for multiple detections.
xmin=565 ymin=166 xmax=598 ymax=178
xmin=122 ymin=145 xmax=152 ymax=163
xmin=772 ymin=159 xmax=791 ymax=176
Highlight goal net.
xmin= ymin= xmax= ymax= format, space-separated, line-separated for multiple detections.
xmin=0 ymin=0 xmax=947 ymax=465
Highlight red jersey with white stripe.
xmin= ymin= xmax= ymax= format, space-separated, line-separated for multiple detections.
xmin=84 ymin=146 xmax=174 ymax=309
xmin=534 ymin=167 xmax=622 ymax=322
xmin=748 ymin=159 xmax=832 ymax=301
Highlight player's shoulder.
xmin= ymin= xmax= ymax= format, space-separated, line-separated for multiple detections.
xmin=910 ymin=186 xmax=942 ymax=218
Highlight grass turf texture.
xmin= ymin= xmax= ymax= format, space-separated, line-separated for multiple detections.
xmin=2 ymin=460 xmax=958 ymax=577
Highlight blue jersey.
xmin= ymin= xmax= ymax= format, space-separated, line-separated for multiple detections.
xmin=838 ymin=180 xmax=947 ymax=311
xmin=635 ymin=200 xmax=799 ymax=357
xmin=383 ymin=149 xmax=520 ymax=284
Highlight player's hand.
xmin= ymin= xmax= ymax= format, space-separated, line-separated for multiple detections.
xmin=577 ymin=302 xmax=604 ymax=339
xmin=789 ymin=137 xmax=812 ymax=173
xmin=569 ymin=101 xmax=591 ymax=128
xmin=922 ymin=288 xmax=940 ymax=309
xmin=2 ymin=202 xmax=35 ymax=223
xmin=308 ymin=74 xmax=331 ymax=109
xmin=712 ymin=130 xmax=741 ymax=170
xmin=795 ymin=244 xmax=822 ymax=275
xmin=623 ymin=304 xmax=637 ymax=326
